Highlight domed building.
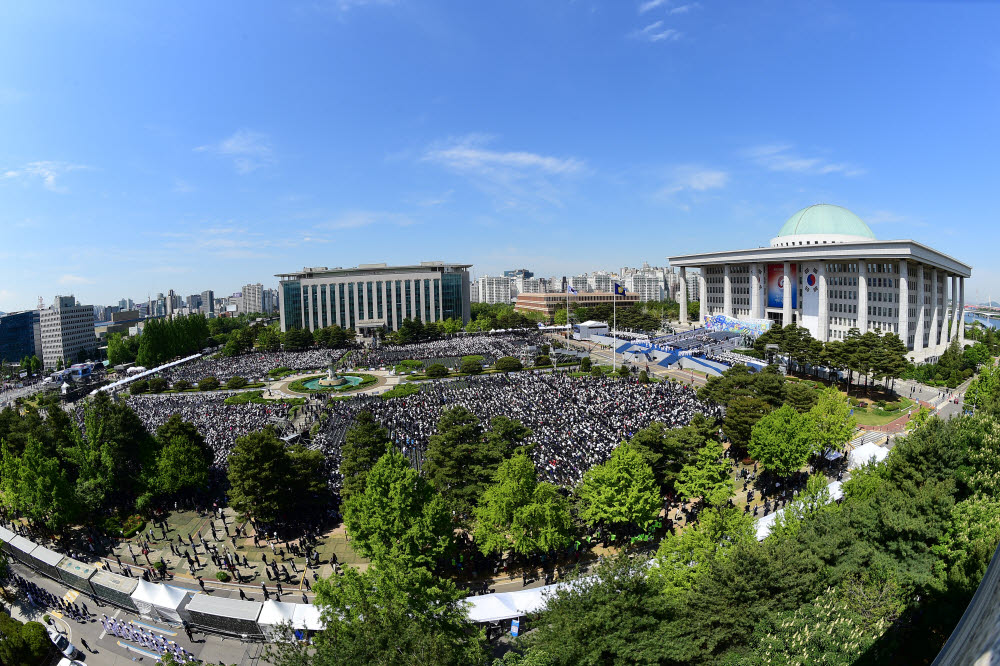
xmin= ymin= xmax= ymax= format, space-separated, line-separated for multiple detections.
xmin=668 ymin=204 xmax=972 ymax=363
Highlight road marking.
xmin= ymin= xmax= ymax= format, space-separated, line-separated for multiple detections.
xmin=117 ymin=640 xmax=161 ymax=658
xmin=63 ymin=589 xmax=79 ymax=603
xmin=99 ymin=608 xmax=121 ymax=639
xmin=132 ymin=619 xmax=178 ymax=636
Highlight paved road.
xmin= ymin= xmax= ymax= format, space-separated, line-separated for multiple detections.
xmin=7 ymin=562 xmax=264 ymax=666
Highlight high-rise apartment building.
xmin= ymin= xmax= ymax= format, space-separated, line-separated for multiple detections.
xmin=201 ymin=290 xmax=215 ymax=316
xmin=39 ymin=295 xmax=97 ymax=368
xmin=474 ymin=276 xmax=514 ymax=304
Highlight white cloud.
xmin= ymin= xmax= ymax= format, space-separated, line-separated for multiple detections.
xmin=422 ymin=135 xmax=586 ymax=209
xmin=659 ymin=166 xmax=729 ymax=196
xmin=630 ymin=20 xmax=682 ymax=43
xmin=196 ymin=130 xmax=273 ymax=174
xmin=425 ymin=136 xmax=583 ymax=175
xmin=639 ymin=0 xmax=698 ymax=14
xmin=1 ymin=161 xmax=90 ymax=192
xmin=747 ymin=144 xmax=865 ymax=177
xmin=58 ymin=274 xmax=94 ymax=285
xmin=319 ymin=210 xmax=415 ymax=230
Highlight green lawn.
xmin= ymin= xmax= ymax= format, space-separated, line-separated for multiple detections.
xmin=852 ymin=397 xmax=915 ymax=426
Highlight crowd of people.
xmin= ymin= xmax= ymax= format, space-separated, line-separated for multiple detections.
xmin=343 ymin=331 xmax=546 ymax=369
xmin=101 ymin=614 xmax=198 ymax=662
xmin=125 ymin=394 xmax=293 ymax=468
xmin=315 ymin=371 xmax=721 ymax=487
xmin=162 ymin=349 xmax=343 ymax=384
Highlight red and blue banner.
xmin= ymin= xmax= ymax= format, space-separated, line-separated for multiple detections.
xmin=767 ymin=263 xmax=797 ymax=309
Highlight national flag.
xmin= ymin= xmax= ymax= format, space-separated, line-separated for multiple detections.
xmin=566 ymin=285 xmax=578 ymax=295
xmin=614 ymin=282 xmax=627 ymax=296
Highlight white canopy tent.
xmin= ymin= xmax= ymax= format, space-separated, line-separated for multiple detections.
xmin=130 ymin=580 xmax=192 ymax=625
xmin=756 ymin=480 xmax=845 ymax=541
xmin=257 ymin=600 xmax=324 ymax=641
xmin=848 ymin=442 xmax=889 ymax=470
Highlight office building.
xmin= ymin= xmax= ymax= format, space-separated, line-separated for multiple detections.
xmin=39 ymin=295 xmax=97 ymax=369
xmin=201 ymin=290 xmax=215 ymax=316
xmin=276 ymin=262 xmax=472 ymax=334
xmin=504 ymin=268 xmax=534 ymax=279
xmin=514 ymin=291 xmax=639 ymax=321
xmin=0 ymin=310 xmax=42 ymax=364
xmin=667 ymin=204 xmax=972 ymax=363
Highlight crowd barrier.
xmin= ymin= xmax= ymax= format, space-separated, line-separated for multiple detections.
xmin=0 ymin=529 xmax=320 ymax=640
xmin=1 ymin=528 xmax=557 ymax=637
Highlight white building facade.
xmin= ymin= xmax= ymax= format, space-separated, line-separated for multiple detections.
xmin=39 ymin=295 xmax=97 ymax=368
xmin=668 ymin=204 xmax=971 ymax=363
xmin=277 ymin=262 xmax=471 ymax=334
xmin=474 ymin=276 xmax=514 ymax=304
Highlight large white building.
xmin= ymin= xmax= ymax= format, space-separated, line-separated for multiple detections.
xmin=668 ymin=204 xmax=972 ymax=363
xmin=277 ymin=262 xmax=471 ymax=334
xmin=39 ymin=295 xmax=97 ymax=369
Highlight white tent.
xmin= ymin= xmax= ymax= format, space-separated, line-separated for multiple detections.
xmin=257 ymin=601 xmax=322 ymax=641
xmin=848 ymin=442 xmax=889 ymax=470
xmin=827 ymin=480 xmax=844 ymax=501
xmin=465 ymin=594 xmax=520 ymax=623
xmin=130 ymin=580 xmax=192 ymax=624
xmin=755 ymin=510 xmax=781 ymax=541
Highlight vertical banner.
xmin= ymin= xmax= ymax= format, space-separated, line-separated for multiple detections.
xmin=767 ymin=263 xmax=797 ymax=309
xmin=511 ymin=618 xmax=521 ymax=637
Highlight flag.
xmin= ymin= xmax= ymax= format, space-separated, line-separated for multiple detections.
xmin=614 ymin=282 xmax=627 ymax=296
xmin=567 ymin=285 xmax=578 ymax=295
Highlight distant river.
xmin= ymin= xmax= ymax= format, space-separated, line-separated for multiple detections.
xmin=965 ymin=313 xmax=1000 ymax=330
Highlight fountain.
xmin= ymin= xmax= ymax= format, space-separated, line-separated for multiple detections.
xmin=317 ymin=360 xmax=347 ymax=387
xmin=300 ymin=362 xmax=365 ymax=391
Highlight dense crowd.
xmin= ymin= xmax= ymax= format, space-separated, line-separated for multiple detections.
xmin=343 ymin=331 xmax=546 ymax=368
xmin=315 ymin=372 xmax=721 ymax=487
xmin=162 ymin=349 xmax=344 ymax=383
xmin=125 ymin=394 xmax=294 ymax=468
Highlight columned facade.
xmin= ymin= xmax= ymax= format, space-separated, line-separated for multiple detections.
xmin=668 ymin=204 xmax=972 ymax=364
xmin=276 ymin=263 xmax=472 ymax=334
xmin=679 ymin=267 xmax=688 ymax=324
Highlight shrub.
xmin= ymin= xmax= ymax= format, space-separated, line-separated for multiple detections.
xmin=121 ymin=514 xmax=145 ymax=539
xmin=394 ymin=360 xmax=424 ymax=374
xmin=494 ymin=356 xmax=523 ymax=373
xmin=226 ymin=376 xmax=248 ymax=390
xmin=591 ymin=366 xmax=604 ymax=378
xmin=617 ymin=364 xmax=631 ymax=377
xmin=268 ymin=366 xmax=293 ymax=378
xmin=580 ymin=357 xmax=592 ymax=372
xmin=461 ymin=355 xmax=485 ymax=366
xmin=129 ymin=380 xmax=149 ymax=395
xmin=534 ymin=355 xmax=552 ymax=368
xmin=638 ymin=370 xmax=650 ymax=384
xmin=460 ymin=358 xmax=484 ymax=375
xmin=540 ymin=344 xmax=550 ymax=356
xmin=173 ymin=379 xmax=191 ymax=391
xmin=216 ymin=571 xmax=231 ymax=582
xmin=199 ymin=376 xmax=221 ymax=391
xmin=148 ymin=377 xmax=168 ymax=393
xmin=425 ymin=364 xmax=449 ymax=378
xmin=849 ymin=397 xmax=861 ymax=407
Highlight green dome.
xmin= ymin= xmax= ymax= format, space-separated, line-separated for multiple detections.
xmin=776 ymin=204 xmax=875 ymax=239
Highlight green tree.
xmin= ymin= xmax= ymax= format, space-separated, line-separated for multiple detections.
xmin=424 ymin=407 xmax=490 ymax=516
xmin=227 ymin=429 xmax=293 ymax=522
xmin=808 ymin=386 xmax=856 ymax=453
xmin=148 ymin=376 xmax=168 ymax=393
xmin=283 ymin=327 xmax=314 ymax=351
xmin=3 ymin=436 xmax=77 ymax=531
xmin=155 ymin=435 xmax=210 ymax=497
xmin=494 ymin=356 xmax=523 ymax=373
xmin=651 ymin=503 xmax=754 ymax=594
xmin=198 ymin=376 xmax=220 ymax=391
xmin=722 ymin=396 xmax=770 ymax=454
xmin=460 ymin=358 xmax=484 ymax=375
xmin=577 ymin=443 xmax=660 ymax=530
xmin=674 ymin=439 xmax=732 ymax=506
xmin=129 ymin=379 xmax=149 ymax=395
xmin=0 ymin=613 xmax=52 ymax=666
xmin=784 ymin=382 xmax=817 ymax=412
xmin=425 ymin=363 xmax=449 ymax=378
xmin=226 ymin=376 xmax=248 ymax=390
xmin=256 ymin=325 xmax=282 ymax=352
xmin=343 ymin=451 xmax=453 ymax=568
xmin=628 ymin=419 xmax=706 ymax=493
xmin=473 ymin=453 xmax=572 ymax=556
xmin=483 ymin=416 xmax=534 ymax=461
xmin=524 ymin=554 xmax=681 ymax=666
xmin=340 ymin=411 xmax=391 ymax=499
xmin=769 ymin=473 xmax=834 ymax=540
xmin=534 ymin=355 xmax=552 ymax=368
xmin=266 ymin=559 xmax=487 ymax=666
xmin=748 ymin=404 xmax=817 ymax=476
xmin=580 ymin=357 xmax=592 ymax=372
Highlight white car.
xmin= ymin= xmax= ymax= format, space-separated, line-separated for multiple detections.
xmin=46 ymin=626 xmax=80 ymax=659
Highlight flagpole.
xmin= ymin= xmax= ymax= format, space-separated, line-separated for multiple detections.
xmin=613 ymin=284 xmax=617 ymax=372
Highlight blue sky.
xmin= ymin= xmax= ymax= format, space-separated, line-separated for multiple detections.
xmin=2 ymin=0 xmax=999 ymax=311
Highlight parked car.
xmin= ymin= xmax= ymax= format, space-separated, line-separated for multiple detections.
xmin=46 ymin=626 xmax=80 ymax=659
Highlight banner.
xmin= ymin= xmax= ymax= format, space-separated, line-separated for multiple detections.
xmin=766 ymin=263 xmax=797 ymax=309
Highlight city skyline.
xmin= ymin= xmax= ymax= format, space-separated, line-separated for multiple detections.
xmin=2 ymin=1 xmax=999 ymax=312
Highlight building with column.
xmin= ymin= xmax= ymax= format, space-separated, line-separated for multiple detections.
xmin=276 ymin=262 xmax=472 ymax=334
xmin=39 ymin=295 xmax=98 ymax=369
xmin=514 ymin=291 xmax=640 ymax=321
xmin=668 ymin=204 xmax=971 ymax=363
